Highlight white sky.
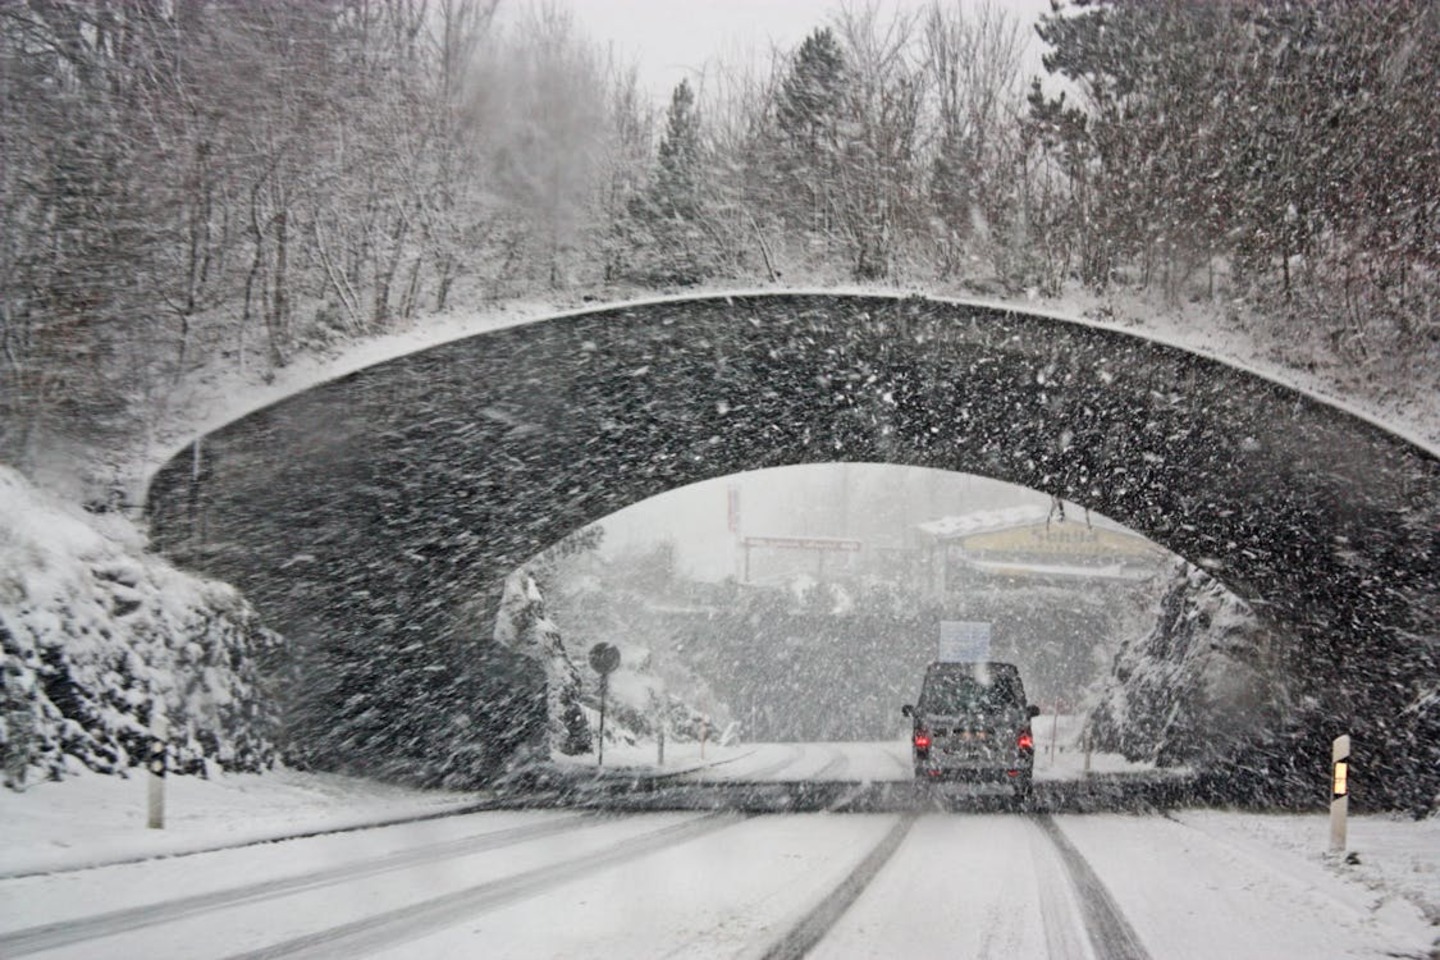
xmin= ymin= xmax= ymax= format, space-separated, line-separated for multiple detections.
xmin=561 ymin=0 xmax=1055 ymax=102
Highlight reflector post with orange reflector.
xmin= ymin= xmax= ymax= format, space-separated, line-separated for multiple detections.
xmin=1330 ymin=734 xmax=1350 ymax=854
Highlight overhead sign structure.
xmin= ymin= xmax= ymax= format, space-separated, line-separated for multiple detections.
xmin=740 ymin=535 xmax=862 ymax=583
xmin=742 ymin=536 xmax=862 ymax=552
xmin=938 ymin=621 xmax=992 ymax=662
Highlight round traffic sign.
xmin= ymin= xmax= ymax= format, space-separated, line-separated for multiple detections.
xmin=589 ymin=642 xmax=621 ymax=675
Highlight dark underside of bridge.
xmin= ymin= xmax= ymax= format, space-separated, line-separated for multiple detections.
xmin=146 ymin=294 xmax=1440 ymax=807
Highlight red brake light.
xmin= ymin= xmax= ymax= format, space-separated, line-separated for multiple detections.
xmin=914 ymin=731 xmax=932 ymax=750
xmin=1018 ymin=731 xmax=1034 ymax=751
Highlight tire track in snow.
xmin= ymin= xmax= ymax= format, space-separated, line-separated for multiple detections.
xmin=886 ymin=742 xmax=913 ymax=776
xmin=0 ymin=813 xmax=599 ymax=957
xmin=1035 ymin=815 xmax=1152 ymax=960
xmin=734 ymin=743 xmax=808 ymax=780
xmin=1029 ymin=818 xmax=1099 ymax=960
xmin=809 ymin=745 xmax=850 ymax=781
xmin=217 ymin=812 xmax=745 ymax=960
xmin=686 ymin=743 xmax=807 ymax=782
xmin=758 ymin=814 xmax=916 ymax=960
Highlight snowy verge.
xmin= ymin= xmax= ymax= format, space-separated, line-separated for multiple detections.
xmin=0 ymin=766 xmax=485 ymax=879
xmin=1173 ymin=809 xmax=1440 ymax=928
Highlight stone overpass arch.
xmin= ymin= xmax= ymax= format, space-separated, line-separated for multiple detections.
xmin=146 ymin=293 xmax=1439 ymax=797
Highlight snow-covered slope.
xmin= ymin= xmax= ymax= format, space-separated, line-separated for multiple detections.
xmin=0 ymin=467 xmax=280 ymax=787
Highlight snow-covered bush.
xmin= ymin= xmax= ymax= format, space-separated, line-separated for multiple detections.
xmin=0 ymin=467 xmax=281 ymax=787
xmin=1087 ymin=559 xmax=1283 ymax=768
xmin=493 ymin=569 xmax=592 ymax=756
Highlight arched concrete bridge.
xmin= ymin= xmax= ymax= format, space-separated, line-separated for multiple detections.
xmin=146 ymin=293 xmax=1439 ymax=800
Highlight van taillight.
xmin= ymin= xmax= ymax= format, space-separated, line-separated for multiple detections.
xmin=914 ymin=731 xmax=932 ymax=750
xmin=1017 ymin=731 xmax=1034 ymax=751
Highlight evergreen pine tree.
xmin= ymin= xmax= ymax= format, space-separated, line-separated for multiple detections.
xmin=777 ymin=28 xmax=848 ymax=150
xmin=654 ymin=79 xmax=702 ymax=222
xmin=772 ymin=27 xmax=850 ymax=241
xmin=627 ymin=79 xmax=716 ymax=285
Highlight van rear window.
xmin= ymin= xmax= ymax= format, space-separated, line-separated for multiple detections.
xmin=920 ymin=673 xmax=1022 ymax=713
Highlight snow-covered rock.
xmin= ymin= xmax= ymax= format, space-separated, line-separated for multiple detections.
xmin=0 ymin=467 xmax=280 ymax=788
xmin=1087 ymin=559 xmax=1280 ymax=768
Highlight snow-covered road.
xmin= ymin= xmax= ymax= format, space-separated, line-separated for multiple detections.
xmin=2 ymin=745 xmax=1435 ymax=959
xmin=2 ymin=806 xmax=1433 ymax=959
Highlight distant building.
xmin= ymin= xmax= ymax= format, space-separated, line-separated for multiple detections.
xmin=916 ymin=503 xmax=1168 ymax=599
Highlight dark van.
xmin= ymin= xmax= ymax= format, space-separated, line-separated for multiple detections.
xmin=902 ymin=661 xmax=1040 ymax=801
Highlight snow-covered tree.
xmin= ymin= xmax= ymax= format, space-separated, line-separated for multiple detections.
xmin=493 ymin=569 xmax=591 ymax=756
xmin=622 ymin=79 xmax=723 ymax=285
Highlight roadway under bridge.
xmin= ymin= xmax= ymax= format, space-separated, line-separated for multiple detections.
xmin=145 ymin=293 xmax=1440 ymax=800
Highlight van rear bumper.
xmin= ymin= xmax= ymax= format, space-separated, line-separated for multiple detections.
xmin=914 ymin=763 xmax=1028 ymax=782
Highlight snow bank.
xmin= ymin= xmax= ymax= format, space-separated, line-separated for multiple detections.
xmin=0 ymin=467 xmax=281 ymax=788
xmin=0 ymin=765 xmax=482 ymax=877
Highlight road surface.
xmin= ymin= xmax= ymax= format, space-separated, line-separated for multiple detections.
xmin=1 ymin=742 xmax=1430 ymax=959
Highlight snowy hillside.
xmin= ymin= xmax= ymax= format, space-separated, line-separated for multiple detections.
xmin=0 ymin=467 xmax=280 ymax=788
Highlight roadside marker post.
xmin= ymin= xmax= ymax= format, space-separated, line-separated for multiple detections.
xmin=1049 ymin=698 xmax=1061 ymax=766
xmin=1330 ymin=734 xmax=1350 ymax=853
xmin=147 ymin=711 xmax=168 ymax=830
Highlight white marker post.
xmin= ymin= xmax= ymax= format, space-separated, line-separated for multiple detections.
xmin=1049 ymin=699 xmax=1060 ymax=766
xmin=1330 ymin=734 xmax=1350 ymax=853
xmin=147 ymin=711 xmax=168 ymax=830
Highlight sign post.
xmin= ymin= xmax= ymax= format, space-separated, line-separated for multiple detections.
xmin=740 ymin=535 xmax=862 ymax=584
xmin=588 ymin=643 xmax=621 ymax=768
xmin=1330 ymin=734 xmax=1350 ymax=853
